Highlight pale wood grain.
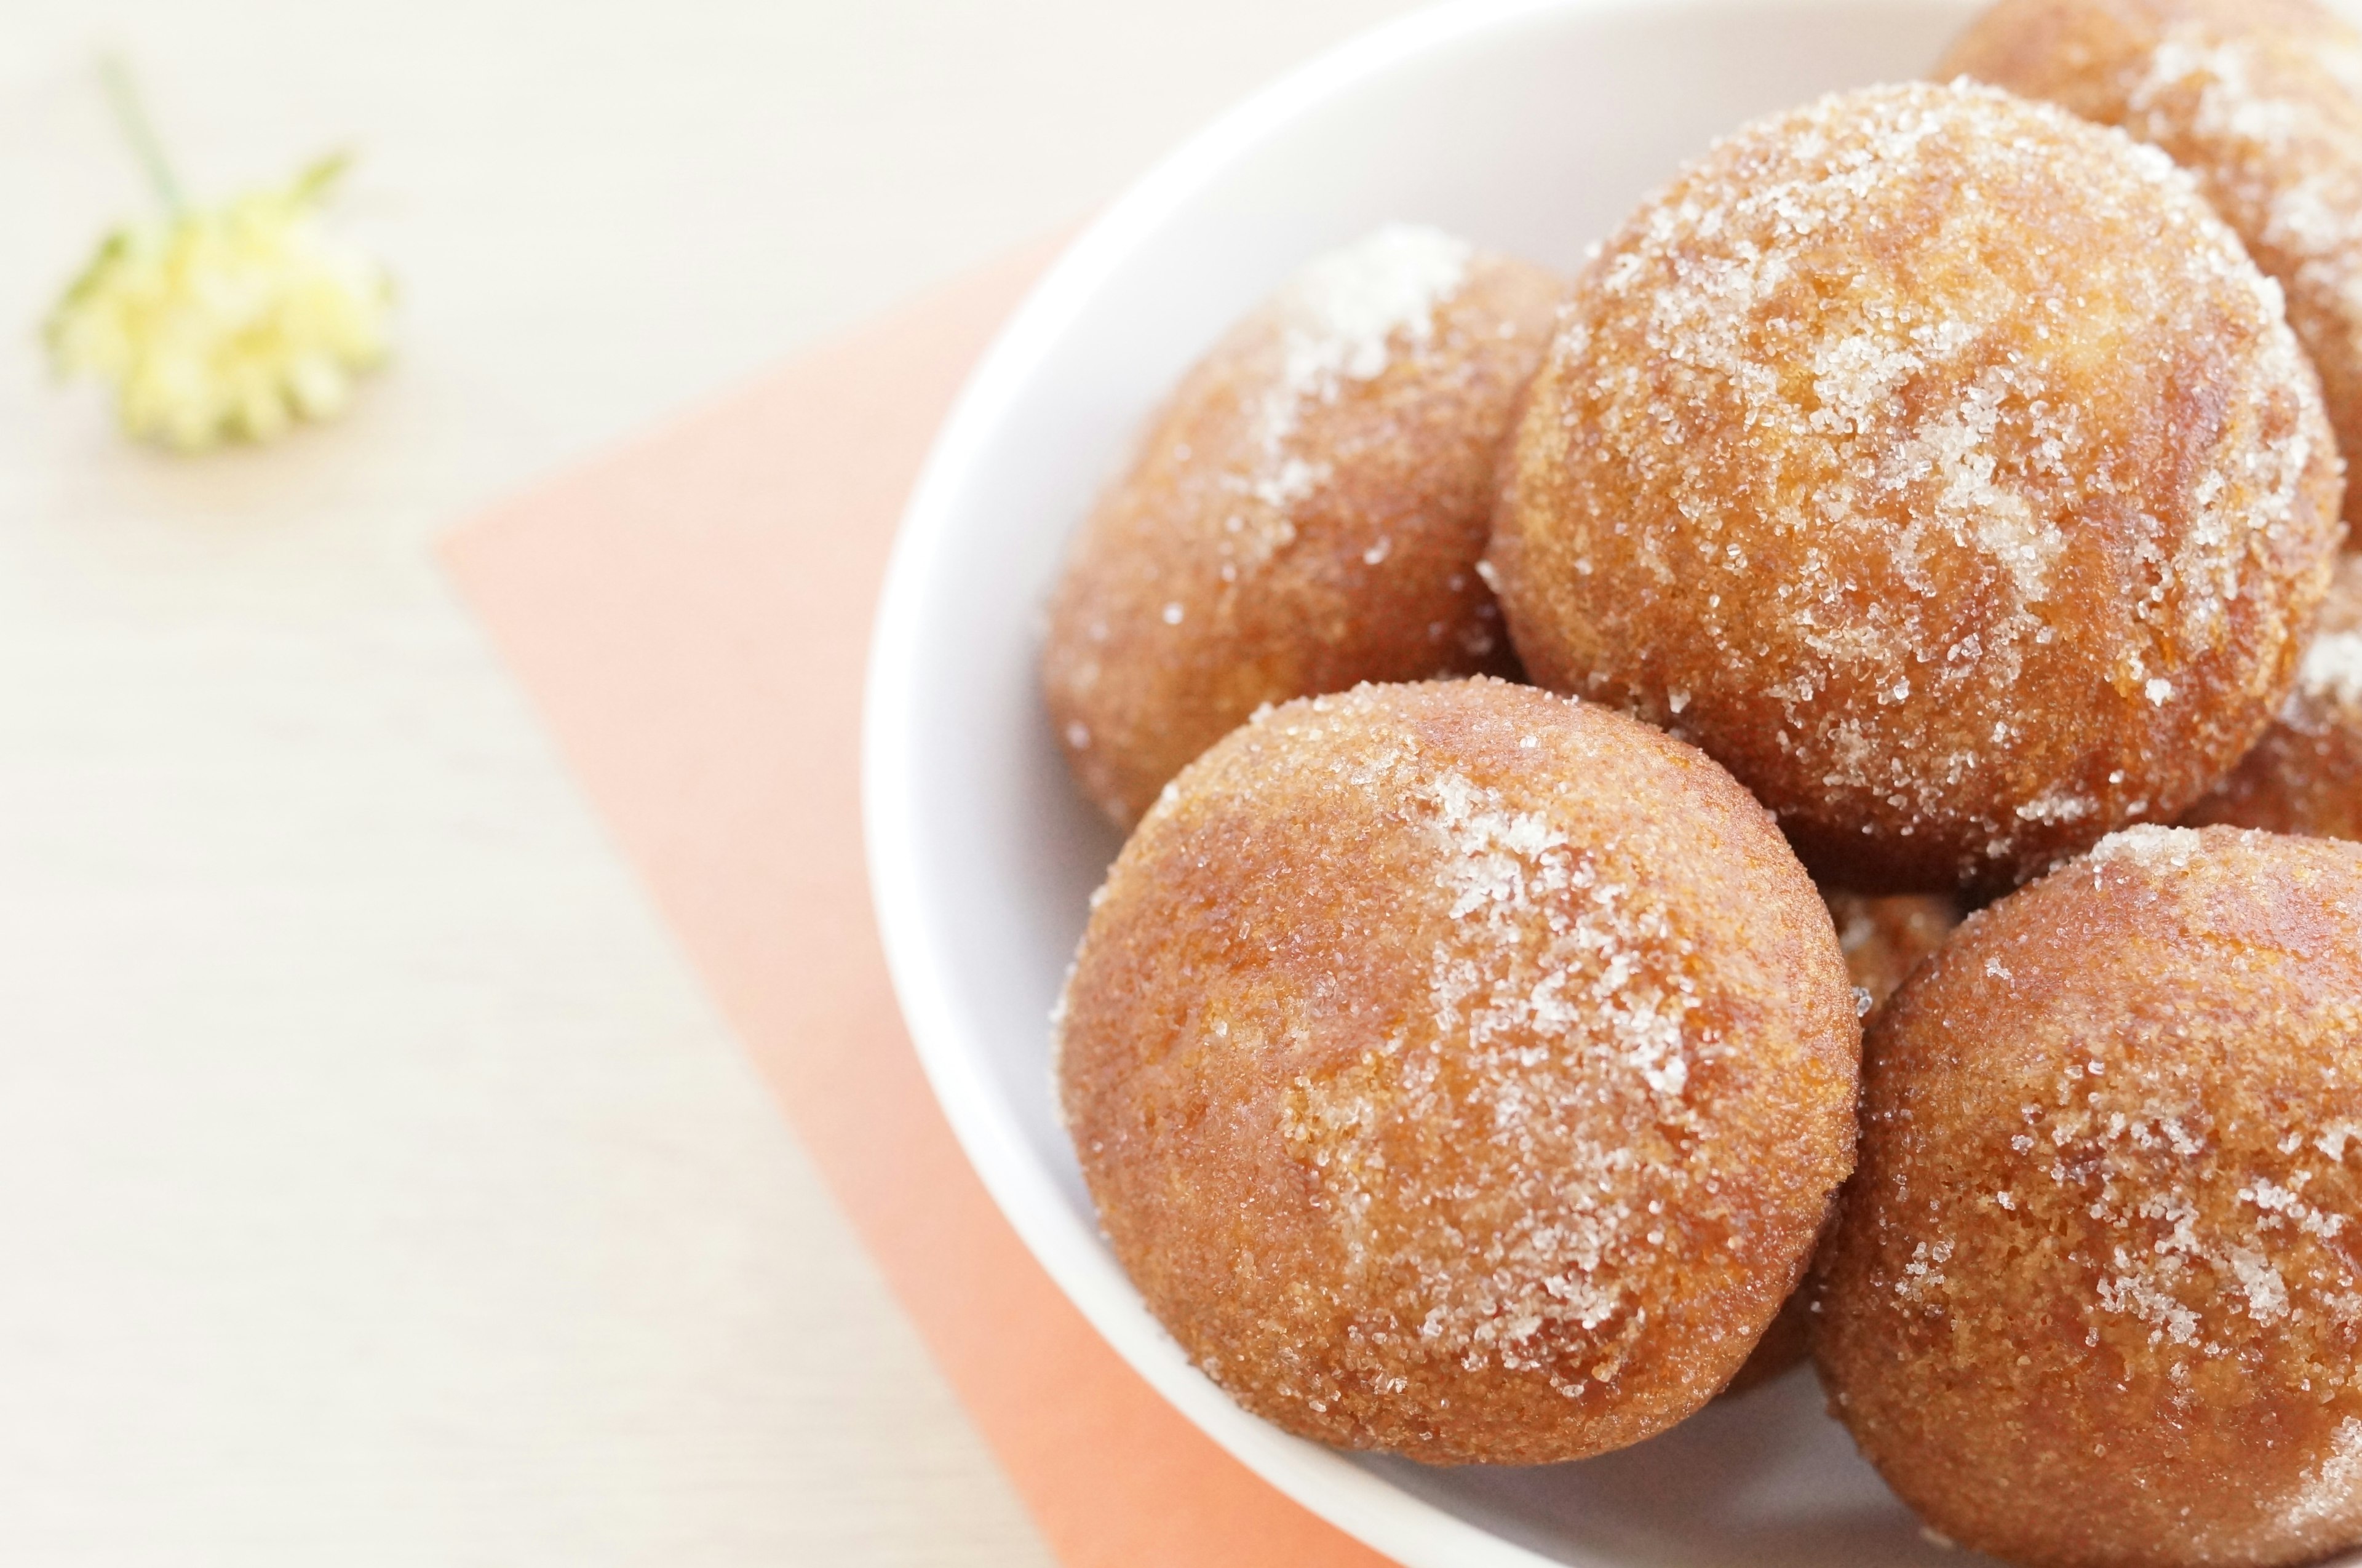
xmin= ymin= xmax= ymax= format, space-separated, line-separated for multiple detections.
xmin=0 ymin=2 xmax=1420 ymax=1562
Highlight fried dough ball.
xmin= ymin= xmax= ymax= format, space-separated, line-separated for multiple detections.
xmin=1940 ymin=0 xmax=2362 ymax=535
xmin=1816 ymin=826 xmax=2362 ymax=1568
xmin=1719 ymin=888 xmax=1964 ymax=1396
xmin=1826 ymin=889 xmax=1966 ymax=1010
xmin=1056 ymin=679 xmax=1859 ymax=1464
xmin=1041 ymin=225 xmax=1561 ymax=828
xmin=1717 ymin=1286 xmax=1820 ymax=1399
xmin=2187 ymin=551 xmax=2362 ymax=838
xmin=1486 ymin=81 xmax=2343 ymax=896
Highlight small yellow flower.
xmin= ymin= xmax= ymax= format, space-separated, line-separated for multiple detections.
xmin=46 ymin=154 xmax=394 ymax=452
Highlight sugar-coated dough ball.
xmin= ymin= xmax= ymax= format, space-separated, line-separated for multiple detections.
xmin=1487 ymin=81 xmax=2343 ymax=896
xmin=1816 ymin=826 xmax=2362 ymax=1568
xmin=2188 ymin=551 xmax=2362 ymax=838
xmin=1056 ymin=679 xmax=1859 ymax=1464
xmin=1718 ymin=887 xmax=1963 ymax=1396
xmin=1043 ymin=226 xmax=1561 ymax=828
xmin=1940 ymin=0 xmax=2362 ymax=535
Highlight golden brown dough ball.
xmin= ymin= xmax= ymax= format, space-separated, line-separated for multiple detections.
xmin=2187 ymin=551 xmax=2362 ymax=838
xmin=1717 ymin=1283 xmax=1820 ymax=1399
xmin=1042 ymin=226 xmax=1561 ymax=828
xmin=1056 ymin=679 xmax=1859 ymax=1464
xmin=1486 ymin=81 xmax=2343 ymax=896
xmin=1826 ymin=889 xmax=1965 ymax=1011
xmin=1816 ymin=825 xmax=2362 ymax=1568
xmin=1940 ymin=0 xmax=2362 ymax=535
xmin=1719 ymin=887 xmax=1964 ymax=1396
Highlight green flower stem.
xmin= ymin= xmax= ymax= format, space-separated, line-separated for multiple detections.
xmin=97 ymin=53 xmax=185 ymax=214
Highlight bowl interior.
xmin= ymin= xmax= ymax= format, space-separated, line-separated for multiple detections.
xmin=869 ymin=2 xmax=2026 ymax=1564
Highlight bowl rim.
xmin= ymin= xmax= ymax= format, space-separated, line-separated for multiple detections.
xmin=864 ymin=2 xmax=1825 ymax=1562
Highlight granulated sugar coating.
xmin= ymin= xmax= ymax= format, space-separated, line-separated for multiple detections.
xmin=1042 ymin=225 xmax=1561 ymax=829
xmin=2188 ymin=549 xmax=2362 ymax=839
xmin=1815 ymin=826 xmax=2362 ymax=1568
xmin=1486 ymin=80 xmax=2344 ymax=896
xmin=1941 ymin=0 xmax=2362 ymax=535
xmin=1055 ymin=679 xmax=1859 ymax=1463
xmin=1719 ymin=886 xmax=1964 ymax=1396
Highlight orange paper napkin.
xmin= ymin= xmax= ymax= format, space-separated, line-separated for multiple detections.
xmin=441 ymin=242 xmax=1395 ymax=1568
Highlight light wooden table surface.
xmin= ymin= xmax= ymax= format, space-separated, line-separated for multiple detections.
xmin=0 ymin=2 xmax=1420 ymax=1561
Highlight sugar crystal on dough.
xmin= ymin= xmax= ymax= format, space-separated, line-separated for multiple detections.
xmin=1246 ymin=224 xmax=1474 ymax=514
xmin=2300 ymin=630 xmax=2362 ymax=709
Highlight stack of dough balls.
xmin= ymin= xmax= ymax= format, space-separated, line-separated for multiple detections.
xmin=1042 ymin=223 xmax=1560 ymax=828
xmin=1717 ymin=886 xmax=1963 ymax=1396
xmin=1035 ymin=5 xmax=2362 ymax=1559
xmin=2188 ymin=552 xmax=2362 ymax=837
xmin=1941 ymin=0 xmax=2362 ymax=535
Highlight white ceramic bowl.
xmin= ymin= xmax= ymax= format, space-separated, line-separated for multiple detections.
xmin=867 ymin=3 xmax=1989 ymax=1563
